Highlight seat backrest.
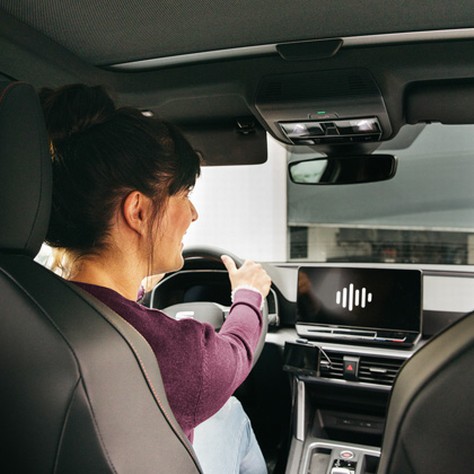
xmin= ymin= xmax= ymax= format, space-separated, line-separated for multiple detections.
xmin=0 ymin=81 xmax=202 ymax=473
xmin=377 ymin=310 xmax=474 ymax=474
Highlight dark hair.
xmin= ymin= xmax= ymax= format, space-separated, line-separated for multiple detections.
xmin=40 ymin=84 xmax=201 ymax=255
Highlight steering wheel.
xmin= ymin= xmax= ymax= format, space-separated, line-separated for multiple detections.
xmin=158 ymin=246 xmax=268 ymax=367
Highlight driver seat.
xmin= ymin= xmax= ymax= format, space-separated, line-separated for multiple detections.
xmin=0 ymin=82 xmax=202 ymax=473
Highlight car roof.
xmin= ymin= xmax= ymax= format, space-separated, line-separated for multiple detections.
xmin=2 ymin=1 xmax=474 ymax=66
xmin=2 ymin=1 xmax=474 ymax=164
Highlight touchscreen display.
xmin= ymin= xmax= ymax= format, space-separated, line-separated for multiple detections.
xmin=297 ymin=267 xmax=422 ymax=332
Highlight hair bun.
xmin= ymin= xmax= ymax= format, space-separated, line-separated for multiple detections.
xmin=39 ymin=84 xmax=116 ymax=144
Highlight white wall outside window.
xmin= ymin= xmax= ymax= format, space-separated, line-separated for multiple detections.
xmin=183 ymin=135 xmax=288 ymax=262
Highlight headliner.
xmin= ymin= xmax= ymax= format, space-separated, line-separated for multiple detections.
xmin=1 ymin=0 xmax=474 ymax=66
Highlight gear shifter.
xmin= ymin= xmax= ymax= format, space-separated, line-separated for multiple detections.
xmin=329 ymin=458 xmax=356 ymax=474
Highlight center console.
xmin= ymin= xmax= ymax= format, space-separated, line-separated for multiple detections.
xmin=283 ymin=340 xmax=415 ymax=474
xmin=294 ymin=438 xmax=380 ymax=474
xmin=284 ymin=266 xmax=422 ymax=473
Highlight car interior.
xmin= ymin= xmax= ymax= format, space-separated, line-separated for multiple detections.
xmin=1 ymin=2 xmax=474 ymax=473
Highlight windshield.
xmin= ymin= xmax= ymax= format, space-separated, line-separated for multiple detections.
xmin=181 ymin=123 xmax=474 ymax=266
xmin=288 ymin=123 xmax=474 ymax=265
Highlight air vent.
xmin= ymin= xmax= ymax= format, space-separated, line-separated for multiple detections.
xmin=320 ymin=351 xmax=405 ymax=387
xmin=358 ymin=355 xmax=405 ymax=386
xmin=320 ymin=352 xmax=345 ymax=379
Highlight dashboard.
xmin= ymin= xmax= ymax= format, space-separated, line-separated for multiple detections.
xmin=151 ymin=259 xmax=474 ymax=347
xmin=147 ymin=253 xmax=474 ymax=472
xmin=150 ymin=259 xmax=474 ymax=395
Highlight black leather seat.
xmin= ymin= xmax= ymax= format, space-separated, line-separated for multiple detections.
xmin=0 ymin=81 xmax=202 ymax=473
xmin=378 ymin=310 xmax=474 ymax=473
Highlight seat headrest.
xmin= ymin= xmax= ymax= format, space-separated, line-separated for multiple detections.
xmin=0 ymin=81 xmax=51 ymax=257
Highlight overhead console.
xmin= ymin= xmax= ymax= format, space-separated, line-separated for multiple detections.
xmin=255 ymin=68 xmax=392 ymax=146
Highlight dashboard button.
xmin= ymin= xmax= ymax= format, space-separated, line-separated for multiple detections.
xmin=343 ymin=356 xmax=360 ymax=380
xmin=340 ymin=450 xmax=354 ymax=460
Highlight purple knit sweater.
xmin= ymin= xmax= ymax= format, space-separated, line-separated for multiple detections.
xmin=74 ymin=282 xmax=263 ymax=441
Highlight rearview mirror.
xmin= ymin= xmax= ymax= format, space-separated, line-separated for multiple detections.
xmin=289 ymin=154 xmax=397 ymax=185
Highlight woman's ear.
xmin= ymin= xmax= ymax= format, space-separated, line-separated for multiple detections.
xmin=121 ymin=191 xmax=151 ymax=236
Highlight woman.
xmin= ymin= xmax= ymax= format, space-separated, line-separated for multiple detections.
xmin=40 ymin=84 xmax=271 ymax=474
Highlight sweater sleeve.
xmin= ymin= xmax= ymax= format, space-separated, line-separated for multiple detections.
xmin=192 ymin=288 xmax=263 ymax=426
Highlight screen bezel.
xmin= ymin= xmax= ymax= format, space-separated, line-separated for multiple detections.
xmin=296 ymin=266 xmax=423 ymax=336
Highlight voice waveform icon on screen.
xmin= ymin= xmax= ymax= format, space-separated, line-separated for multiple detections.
xmin=336 ymin=284 xmax=373 ymax=312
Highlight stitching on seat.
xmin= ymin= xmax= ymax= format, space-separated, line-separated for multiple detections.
xmin=106 ymin=313 xmax=201 ymax=464
xmin=400 ymin=439 xmax=416 ymax=474
xmin=0 ymin=81 xmax=22 ymax=104
xmin=54 ymin=377 xmax=80 ymax=473
xmin=54 ymin=378 xmax=118 ymax=474
xmin=25 ymin=86 xmax=49 ymax=253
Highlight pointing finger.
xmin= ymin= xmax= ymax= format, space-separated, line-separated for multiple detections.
xmin=221 ymin=254 xmax=237 ymax=273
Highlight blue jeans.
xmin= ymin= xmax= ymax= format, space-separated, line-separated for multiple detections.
xmin=193 ymin=397 xmax=268 ymax=474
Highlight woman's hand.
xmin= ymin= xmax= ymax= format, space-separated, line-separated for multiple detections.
xmin=221 ymin=254 xmax=271 ymax=298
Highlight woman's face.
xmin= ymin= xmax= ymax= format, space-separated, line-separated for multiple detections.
xmin=152 ymin=189 xmax=198 ymax=274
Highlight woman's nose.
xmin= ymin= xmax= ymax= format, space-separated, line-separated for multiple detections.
xmin=190 ymin=201 xmax=198 ymax=221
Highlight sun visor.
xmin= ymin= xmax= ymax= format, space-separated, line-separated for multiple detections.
xmin=255 ymin=68 xmax=392 ymax=146
xmin=178 ymin=118 xmax=267 ymax=166
xmin=406 ymin=80 xmax=474 ymax=124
